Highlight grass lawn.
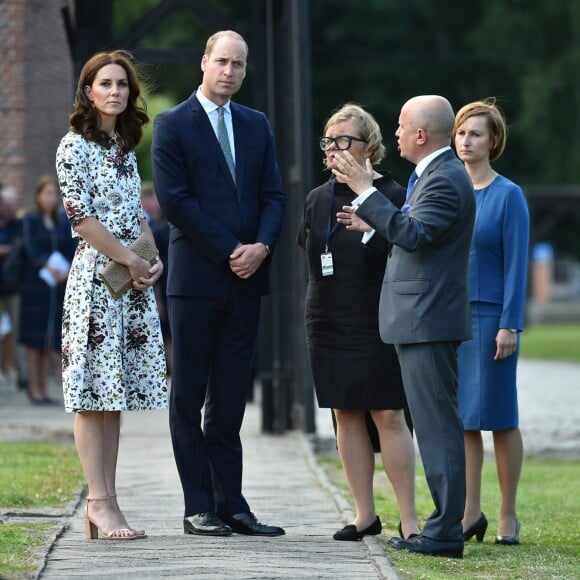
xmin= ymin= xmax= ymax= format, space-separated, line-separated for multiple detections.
xmin=0 ymin=441 xmax=83 ymax=579
xmin=0 ymin=523 xmax=53 ymax=579
xmin=319 ymin=457 xmax=580 ymax=579
xmin=520 ymin=323 xmax=580 ymax=363
xmin=317 ymin=323 xmax=580 ymax=578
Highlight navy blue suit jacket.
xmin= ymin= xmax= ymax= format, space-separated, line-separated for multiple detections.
xmin=152 ymin=92 xmax=285 ymax=297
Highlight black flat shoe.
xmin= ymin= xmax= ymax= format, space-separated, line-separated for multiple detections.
xmin=398 ymin=521 xmax=420 ymax=540
xmin=495 ymin=518 xmax=520 ymax=545
xmin=463 ymin=512 xmax=488 ymax=542
xmin=333 ymin=516 xmax=381 ymax=541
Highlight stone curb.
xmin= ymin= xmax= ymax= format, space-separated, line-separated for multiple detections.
xmin=299 ymin=434 xmax=401 ymax=580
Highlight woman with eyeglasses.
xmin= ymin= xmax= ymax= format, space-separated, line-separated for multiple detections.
xmin=297 ymin=103 xmax=420 ymax=541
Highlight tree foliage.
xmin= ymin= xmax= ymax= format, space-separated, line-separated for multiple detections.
xmin=113 ymin=0 xmax=580 ymax=255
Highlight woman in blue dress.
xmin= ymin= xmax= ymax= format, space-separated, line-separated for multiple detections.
xmin=453 ymin=98 xmax=529 ymax=545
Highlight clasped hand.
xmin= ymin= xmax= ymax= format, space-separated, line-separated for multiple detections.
xmin=130 ymin=255 xmax=163 ymax=292
xmin=229 ymin=243 xmax=267 ymax=279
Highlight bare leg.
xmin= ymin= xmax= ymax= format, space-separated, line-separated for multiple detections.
xmin=371 ymin=409 xmax=419 ymax=538
xmin=37 ymin=349 xmax=51 ymax=400
xmin=463 ymin=430 xmax=484 ymax=531
xmin=334 ymin=409 xmax=376 ymax=529
xmin=1 ymin=332 xmax=15 ymax=376
xmin=101 ymin=413 xmax=145 ymax=535
xmin=493 ymin=428 xmax=523 ymax=536
xmin=26 ymin=347 xmax=43 ymax=402
xmin=74 ymin=411 xmax=135 ymax=537
xmin=102 ymin=411 xmax=121 ymax=495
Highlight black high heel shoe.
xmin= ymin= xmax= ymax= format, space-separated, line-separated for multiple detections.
xmin=333 ymin=516 xmax=381 ymax=541
xmin=463 ymin=512 xmax=488 ymax=542
xmin=495 ymin=518 xmax=520 ymax=545
xmin=398 ymin=521 xmax=420 ymax=540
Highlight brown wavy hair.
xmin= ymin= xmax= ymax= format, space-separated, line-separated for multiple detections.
xmin=69 ymin=50 xmax=148 ymax=153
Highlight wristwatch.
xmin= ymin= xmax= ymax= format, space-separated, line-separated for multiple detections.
xmin=263 ymin=243 xmax=270 ymax=255
xmin=507 ymin=328 xmax=518 ymax=334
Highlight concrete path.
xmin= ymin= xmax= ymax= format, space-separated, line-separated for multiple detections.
xmin=0 ymin=380 xmax=398 ymax=579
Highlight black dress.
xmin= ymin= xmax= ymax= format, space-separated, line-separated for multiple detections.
xmin=297 ymin=173 xmax=405 ymax=410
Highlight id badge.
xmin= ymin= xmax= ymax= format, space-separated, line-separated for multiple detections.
xmin=320 ymin=251 xmax=334 ymax=277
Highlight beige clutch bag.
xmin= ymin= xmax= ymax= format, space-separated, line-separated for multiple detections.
xmin=100 ymin=233 xmax=158 ymax=299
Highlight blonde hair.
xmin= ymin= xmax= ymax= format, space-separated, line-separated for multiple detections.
xmin=454 ymin=97 xmax=507 ymax=162
xmin=322 ymin=103 xmax=386 ymax=169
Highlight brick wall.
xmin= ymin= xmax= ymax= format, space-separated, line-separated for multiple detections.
xmin=0 ymin=0 xmax=73 ymax=208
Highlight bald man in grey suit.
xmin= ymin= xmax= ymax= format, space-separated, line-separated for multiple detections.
xmin=334 ymin=95 xmax=475 ymax=559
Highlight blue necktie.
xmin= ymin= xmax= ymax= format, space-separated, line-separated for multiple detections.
xmin=406 ymin=170 xmax=418 ymax=200
xmin=217 ymin=107 xmax=236 ymax=183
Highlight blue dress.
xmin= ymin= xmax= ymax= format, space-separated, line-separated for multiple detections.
xmin=18 ymin=212 xmax=76 ymax=350
xmin=457 ymin=175 xmax=529 ymax=430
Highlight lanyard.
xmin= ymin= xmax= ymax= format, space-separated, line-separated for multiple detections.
xmin=325 ymin=176 xmax=340 ymax=251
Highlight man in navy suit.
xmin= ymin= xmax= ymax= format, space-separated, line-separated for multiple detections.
xmin=152 ymin=30 xmax=286 ymax=537
xmin=335 ymin=95 xmax=475 ymax=558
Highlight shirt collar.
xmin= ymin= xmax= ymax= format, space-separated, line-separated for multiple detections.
xmin=196 ymin=87 xmax=232 ymax=116
xmin=415 ymin=146 xmax=451 ymax=177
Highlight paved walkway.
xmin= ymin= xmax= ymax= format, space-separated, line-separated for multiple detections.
xmin=0 ymin=358 xmax=578 ymax=578
xmin=0 ymin=380 xmax=398 ymax=579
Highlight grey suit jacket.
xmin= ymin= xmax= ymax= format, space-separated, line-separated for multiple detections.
xmin=357 ymin=150 xmax=475 ymax=344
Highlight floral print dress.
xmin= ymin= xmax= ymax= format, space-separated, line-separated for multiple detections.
xmin=56 ymin=131 xmax=167 ymax=412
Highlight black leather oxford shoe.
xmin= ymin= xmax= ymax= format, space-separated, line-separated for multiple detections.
xmin=183 ymin=512 xmax=232 ymax=536
xmin=388 ymin=534 xmax=463 ymax=558
xmin=223 ymin=512 xmax=285 ymax=536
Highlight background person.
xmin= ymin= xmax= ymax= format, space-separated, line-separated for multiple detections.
xmin=297 ymin=103 xmax=419 ymax=542
xmin=56 ymin=49 xmax=167 ymax=541
xmin=0 ymin=185 xmax=24 ymax=388
xmin=18 ymin=175 xmax=76 ymax=404
xmin=141 ymin=182 xmax=172 ymax=374
xmin=453 ymin=98 xmax=529 ymax=545
xmin=335 ymin=95 xmax=475 ymax=559
xmin=152 ymin=30 xmax=286 ymax=538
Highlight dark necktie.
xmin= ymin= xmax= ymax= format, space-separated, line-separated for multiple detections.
xmin=217 ymin=107 xmax=236 ymax=182
xmin=406 ymin=170 xmax=418 ymax=200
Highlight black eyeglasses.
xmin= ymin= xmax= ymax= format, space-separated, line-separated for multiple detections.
xmin=319 ymin=135 xmax=367 ymax=151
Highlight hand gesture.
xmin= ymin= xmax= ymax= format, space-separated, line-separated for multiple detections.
xmin=331 ymin=151 xmax=374 ymax=194
xmin=336 ymin=205 xmax=372 ymax=232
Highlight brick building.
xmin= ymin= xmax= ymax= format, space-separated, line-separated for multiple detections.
xmin=0 ymin=0 xmax=73 ymax=208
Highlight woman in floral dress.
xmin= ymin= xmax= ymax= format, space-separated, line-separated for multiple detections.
xmin=56 ymin=50 xmax=167 ymax=540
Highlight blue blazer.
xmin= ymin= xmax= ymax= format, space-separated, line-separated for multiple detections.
xmin=468 ymin=175 xmax=529 ymax=330
xmin=152 ymin=93 xmax=285 ymax=297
